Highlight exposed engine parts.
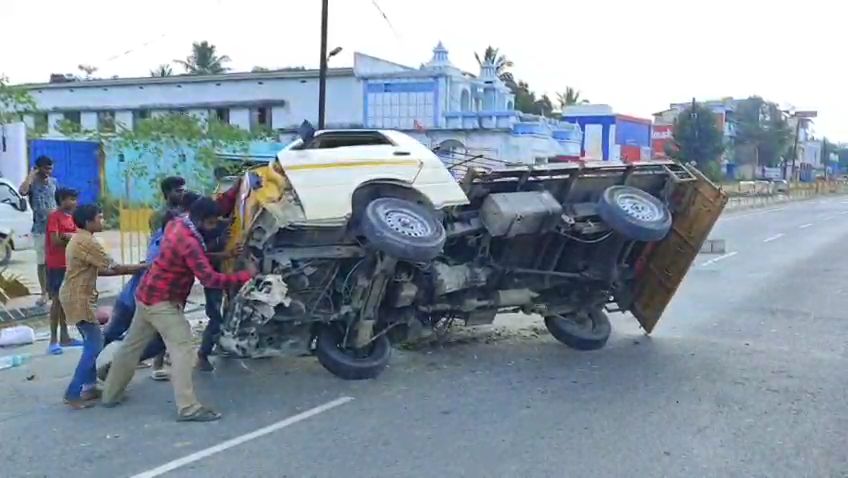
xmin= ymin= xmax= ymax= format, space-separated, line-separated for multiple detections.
xmin=218 ymin=159 xmax=709 ymax=381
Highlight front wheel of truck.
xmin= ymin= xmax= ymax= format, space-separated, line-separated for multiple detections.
xmin=544 ymin=309 xmax=611 ymax=351
xmin=315 ymin=324 xmax=392 ymax=380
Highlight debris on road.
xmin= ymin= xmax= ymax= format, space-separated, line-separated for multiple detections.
xmin=0 ymin=325 xmax=35 ymax=346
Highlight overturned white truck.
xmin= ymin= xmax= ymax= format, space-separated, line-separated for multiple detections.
xmin=217 ymin=129 xmax=727 ymax=379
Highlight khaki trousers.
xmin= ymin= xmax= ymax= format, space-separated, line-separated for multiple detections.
xmin=102 ymin=301 xmax=202 ymax=415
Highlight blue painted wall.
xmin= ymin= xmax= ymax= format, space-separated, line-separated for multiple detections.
xmin=615 ymin=118 xmax=651 ymax=147
xmin=103 ymin=140 xmax=286 ymax=205
xmin=29 ymin=139 xmax=101 ymax=204
xmin=561 ymin=115 xmax=616 ymax=160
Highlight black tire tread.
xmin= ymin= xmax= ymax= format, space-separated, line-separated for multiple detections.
xmin=544 ymin=309 xmax=611 ymax=351
xmin=315 ymin=325 xmax=392 ymax=380
xmin=359 ymin=198 xmax=446 ymax=262
xmin=597 ymin=186 xmax=672 ymax=242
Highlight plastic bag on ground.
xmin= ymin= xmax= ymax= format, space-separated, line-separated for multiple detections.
xmin=0 ymin=325 xmax=36 ymax=347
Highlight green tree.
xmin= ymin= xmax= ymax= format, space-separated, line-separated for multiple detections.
xmin=150 ymin=64 xmax=174 ymax=77
xmin=735 ymin=96 xmax=792 ymax=168
xmin=175 ymin=41 xmax=231 ymax=75
xmin=474 ymin=45 xmax=514 ymax=83
xmin=669 ymin=101 xmax=725 ymax=173
xmin=556 ymin=87 xmax=588 ymax=108
xmin=77 ymin=64 xmax=98 ymax=79
xmin=0 ymin=75 xmax=36 ymax=125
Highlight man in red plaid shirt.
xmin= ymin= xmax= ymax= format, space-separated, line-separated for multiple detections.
xmin=103 ymin=188 xmax=256 ymax=422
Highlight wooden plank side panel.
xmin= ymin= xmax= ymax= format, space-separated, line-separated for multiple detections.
xmin=631 ymin=166 xmax=728 ymax=333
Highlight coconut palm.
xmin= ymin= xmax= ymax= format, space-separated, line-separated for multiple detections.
xmin=474 ymin=46 xmax=514 ymax=83
xmin=556 ymin=87 xmax=588 ymax=108
xmin=150 ymin=64 xmax=173 ymax=77
xmin=175 ymin=41 xmax=231 ymax=75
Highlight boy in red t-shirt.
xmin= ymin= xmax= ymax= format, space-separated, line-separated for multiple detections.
xmin=45 ymin=188 xmax=81 ymax=355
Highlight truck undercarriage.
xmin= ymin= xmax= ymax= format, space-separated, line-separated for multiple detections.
xmin=220 ymin=160 xmax=726 ymax=380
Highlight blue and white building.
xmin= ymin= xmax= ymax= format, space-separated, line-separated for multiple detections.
xmin=17 ymin=42 xmax=581 ymax=165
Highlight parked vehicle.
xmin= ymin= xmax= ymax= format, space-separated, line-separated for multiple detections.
xmin=0 ymin=178 xmax=34 ymax=266
xmin=219 ymin=129 xmax=727 ymax=379
xmin=773 ymin=179 xmax=790 ymax=194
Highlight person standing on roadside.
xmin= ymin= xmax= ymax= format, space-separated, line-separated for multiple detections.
xmin=60 ymin=205 xmax=145 ymax=409
xmin=18 ymin=156 xmax=57 ymax=307
xmin=102 ymin=197 xmax=255 ymax=422
xmin=44 ymin=188 xmax=82 ymax=355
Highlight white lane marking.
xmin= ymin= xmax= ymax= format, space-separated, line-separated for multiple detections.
xmin=840 ymin=211 xmax=848 ymax=215
xmin=700 ymin=251 xmax=738 ymax=267
xmin=131 ymin=396 xmax=355 ymax=478
xmin=763 ymin=233 xmax=784 ymax=243
xmin=799 ymin=223 xmax=813 ymax=229
xmin=721 ymin=207 xmax=787 ymax=221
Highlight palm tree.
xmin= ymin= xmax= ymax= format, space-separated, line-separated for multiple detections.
xmin=174 ymin=41 xmax=231 ymax=75
xmin=474 ymin=46 xmax=514 ymax=83
xmin=556 ymin=87 xmax=588 ymax=108
xmin=150 ymin=64 xmax=173 ymax=77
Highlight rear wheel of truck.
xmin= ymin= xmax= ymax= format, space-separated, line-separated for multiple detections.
xmin=359 ymin=197 xmax=446 ymax=262
xmin=315 ymin=324 xmax=392 ymax=380
xmin=597 ymin=185 xmax=672 ymax=242
xmin=544 ymin=309 xmax=611 ymax=351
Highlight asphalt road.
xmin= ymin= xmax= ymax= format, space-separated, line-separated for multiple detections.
xmin=1 ymin=197 xmax=847 ymax=478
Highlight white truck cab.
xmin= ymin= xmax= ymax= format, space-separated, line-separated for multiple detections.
xmin=0 ymin=177 xmax=34 ymax=265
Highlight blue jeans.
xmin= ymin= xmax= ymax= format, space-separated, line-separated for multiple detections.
xmin=65 ymin=322 xmax=103 ymax=400
xmin=104 ymin=301 xmax=166 ymax=361
xmin=199 ymin=288 xmax=223 ymax=357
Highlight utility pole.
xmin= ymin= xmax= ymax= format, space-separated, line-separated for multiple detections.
xmin=789 ymin=117 xmax=801 ymax=182
xmin=317 ymin=0 xmax=329 ymax=130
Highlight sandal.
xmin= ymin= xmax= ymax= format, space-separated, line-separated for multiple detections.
xmin=177 ymin=406 xmax=222 ymax=422
xmin=47 ymin=343 xmax=63 ymax=355
xmin=64 ymin=396 xmax=97 ymax=410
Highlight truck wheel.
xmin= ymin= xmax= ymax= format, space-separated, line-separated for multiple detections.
xmin=597 ymin=186 xmax=672 ymax=242
xmin=315 ymin=324 xmax=392 ymax=380
xmin=359 ymin=197 xmax=446 ymax=262
xmin=0 ymin=236 xmax=11 ymax=266
xmin=544 ymin=309 xmax=611 ymax=351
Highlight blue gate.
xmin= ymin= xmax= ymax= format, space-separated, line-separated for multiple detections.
xmin=29 ymin=140 xmax=101 ymax=205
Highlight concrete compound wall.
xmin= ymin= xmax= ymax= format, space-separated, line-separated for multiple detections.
xmin=724 ymin=186 xmax=843 ymax=212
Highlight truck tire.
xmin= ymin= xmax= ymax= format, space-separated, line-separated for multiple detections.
xmin=0 ymin=236 xmax=11 ymax=267
xmin=597 ymin=186 xmax=672 ymax=242
xmin=315 ymin=324 xmax=392 ymax=380
xmin=359 ymin=197 xmax=446 ymax=262
xmin=544 ymin=309 xmax=611 ymax=351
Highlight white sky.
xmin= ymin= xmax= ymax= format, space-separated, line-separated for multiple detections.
xmin=1 ymin=0 xmax=845 ymax=140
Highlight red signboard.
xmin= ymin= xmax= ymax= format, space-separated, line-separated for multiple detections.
xmin=651 ymin=124 xmax=673 ymax=159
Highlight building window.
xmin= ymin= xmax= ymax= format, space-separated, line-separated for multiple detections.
xmin=64 ymin=111 xmax=81 ymax=126
xmin=507 ymin=101 xmax=514 ymax=110
xmin=250 ymin=106 xmax=272 ymax=131
xmin=98 ymin=111 xmax=116 ymax=133
xmin=134 ymin=109 xmax=150 ymax=122
xmin=33 ymin=113 xmax=48 ymax=134
xmin=460 ymin=90 xmax=470 ymax=112
xmin=59 ymin=111 xmax=82 ymax=134
xmin=210 ymin=108 xmax=230 ymax=124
